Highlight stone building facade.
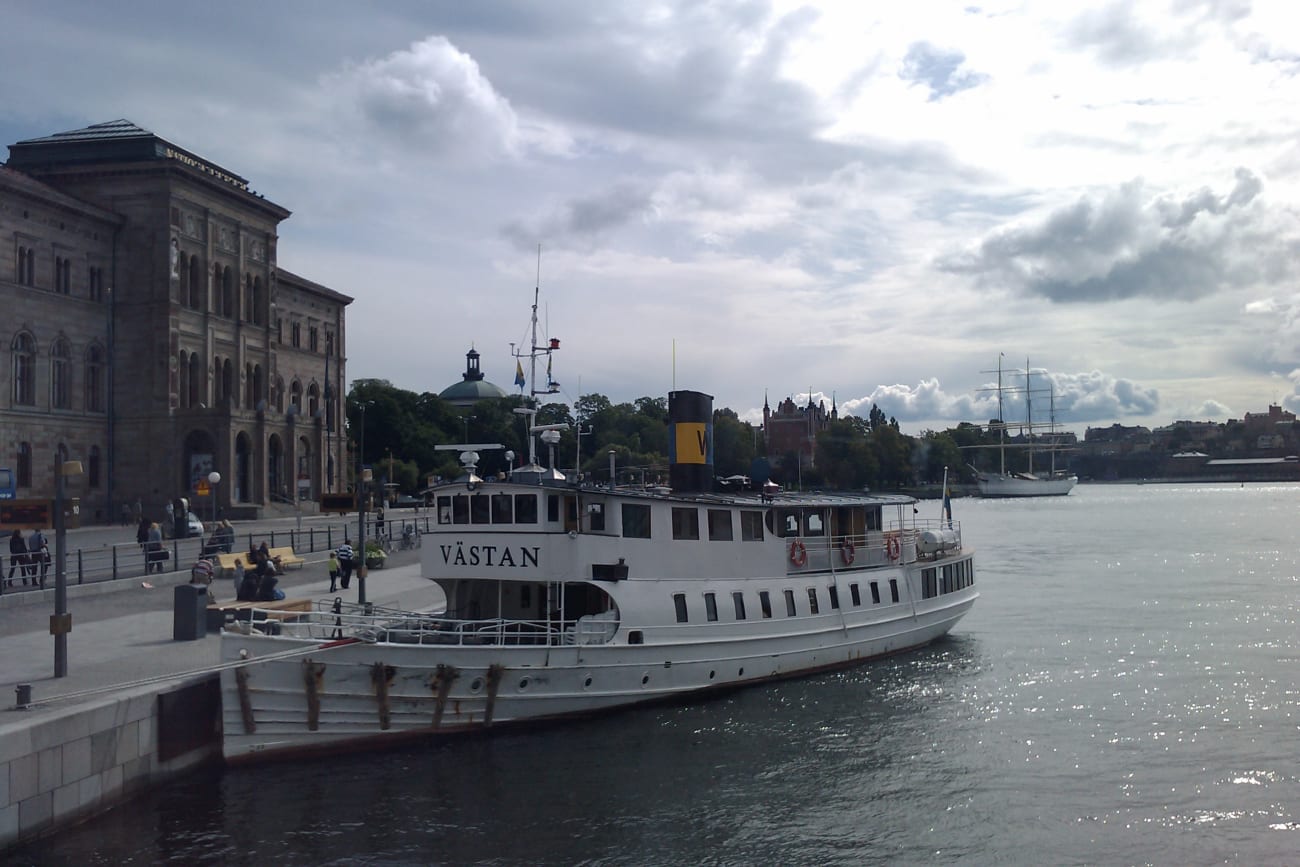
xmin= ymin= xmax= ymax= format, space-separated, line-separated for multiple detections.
xmin=762 ymin=393 xmax=836 ymax=470
xmin=1 ymin=120 xmax=351 ymax=523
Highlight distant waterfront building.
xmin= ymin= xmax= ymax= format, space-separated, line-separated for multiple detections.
xmin=763 ymin=392 xmax=836 ymax=469
xmin=0 ymin=119 xmax=351 ymax=521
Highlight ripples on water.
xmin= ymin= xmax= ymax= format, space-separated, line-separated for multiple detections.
xmin=15 ymin=484 xmax=1300 ymax=865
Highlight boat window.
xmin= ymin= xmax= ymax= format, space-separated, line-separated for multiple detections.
xmin=804 ymin=511 xmax=825 ymax=537
xmin=471 ymin=493 xmax=491 ymax=524
xmin=806 ymin=588 xmax=820 ymax=615
xmin=889 ymin=579 xmax=900 ymax=603
xmin=759 ymin=590 xmax=772 ymax=618
xmin=704 ymin=592 xmax=718 ymax=622
xmin=450 ymin=494 xmax=470 ymax=525
xmin=673 ymin=593 xmax=688 ymax=623
xmin=521 ymin=584 xmax=532 ymax=609
xmin=515 ymin=494 xmax=538 ymax=524
xmin=828 ymin=585 xmax=839 ymax=609
xmin=740 ymin=511 xmax=764 ymax=541
xmin=922 ymin=567 xmax=937 ymax=599
xmin=732 ymin=591 xmax=746 ymax=620
xmin=849 ymin=583 xmax=861 ymax=606
xmin=547 ymin=495 xmax=560 ymax=523
xmin=672 ymin=507 xmax=700 ymax=540
xmin=707 ymin=509 xmax=733 ymax=541
xmin=622 ymin=503 xmax=651 ymax=539
xmin=436 ymin=495 xmax=457 ymax=525
xmin=783 ymin=588 xmax=797 ymax=616
xmin=870 ymin=581 xmax=881 ymax=604
xmin=587 ymin=501 xmax=606 ymax=532
xmin=942 ymin=564 xmax=953 ymax=593
xmin=777 ymin=509 xmax=799 ymax=538
xmin=866 ymin=507 xmax=881 ymax=531
xmin=491 ymin=493 xmax=513 ymax=524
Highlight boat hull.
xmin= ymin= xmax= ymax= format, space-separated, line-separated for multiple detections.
xmin=977 ymin=473 xmax=1076 ymax=497
xmin=220 ymin=589 xmax=976 ymax=763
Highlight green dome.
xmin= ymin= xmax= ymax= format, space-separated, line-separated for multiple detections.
xmin=439 ymin=347 xmax=509 ymax=407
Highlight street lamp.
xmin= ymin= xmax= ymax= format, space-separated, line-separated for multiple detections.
xmin=208 ymin=471 xmax=221 ymax=529
xmin=355 ymin=400 xmax=373 ymax=605
xmin=53 ymin=458 xmax=83 ymax=678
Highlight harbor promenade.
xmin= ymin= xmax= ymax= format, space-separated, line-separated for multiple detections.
xmin=0 ymin=530 xmax=437 ymax=850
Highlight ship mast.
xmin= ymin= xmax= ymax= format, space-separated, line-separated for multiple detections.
xmin=510 ymin=246 xmax=562 ymax=472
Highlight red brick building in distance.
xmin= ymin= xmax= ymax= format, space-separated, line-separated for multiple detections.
xmin=762 ymin=392 xmax=836 ymax=470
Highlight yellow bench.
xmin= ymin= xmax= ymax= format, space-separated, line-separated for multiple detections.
xmin=268 ymin=546 xmax=305 ymax=569
xmin=207 ymin=597 xmax=313 ymax=630
xmin=215 ymin=552 xmax=255 ymax=575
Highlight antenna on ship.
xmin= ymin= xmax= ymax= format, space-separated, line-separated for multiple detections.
xmin=510 ymin=245 xmax=565 ymax=483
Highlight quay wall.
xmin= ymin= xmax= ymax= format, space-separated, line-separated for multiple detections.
xmin=0 ymin=673 xmax=220 ymax=850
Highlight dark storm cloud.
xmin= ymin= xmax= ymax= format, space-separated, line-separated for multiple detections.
xmin=899 ymin=42 xmax=988 ymax=101
xmin=500 ymin=183 xmax=654 ymax=250
xmin=936 ymin=169 xmax=1289 ymax=303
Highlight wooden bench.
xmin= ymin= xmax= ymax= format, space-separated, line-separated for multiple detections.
xmin=268 ymin=546 xmax=305 ymax=569
xmin=215 ymin=552 xmax=255 ymax=575
xmin=207 ymin=597 xmax=313 ymax=630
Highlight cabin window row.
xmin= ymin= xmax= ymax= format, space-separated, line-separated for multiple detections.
xmin=437 ymin=492 xmax=540 ymax=525
xmin=920 ymin=560 xmax=975 ymax=599
xmin=672 ymin=579 xmax=901 ymax=624
xmin=624 ymin=505 xmax=765 ymax=542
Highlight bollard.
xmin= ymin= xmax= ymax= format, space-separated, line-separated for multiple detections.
xmin=15 ymin=683 xmax=32 ymax=707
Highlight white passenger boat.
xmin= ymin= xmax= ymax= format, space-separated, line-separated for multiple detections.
xmin=218 ymin=296 xmax=977 ymax=763
xmin=218 ymin=391 xmax=978 ymax=764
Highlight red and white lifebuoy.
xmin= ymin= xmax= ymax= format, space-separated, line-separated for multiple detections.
xmin=789 ymin=539 xmax=807 ymax=567
xmin=841 ymin=540 xmax=855 ymax=565
xmin=886 ymin=534 xmax=901 ymax=561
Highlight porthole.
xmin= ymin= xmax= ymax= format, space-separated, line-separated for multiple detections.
xmin=708 ymin=670 xmax=716 ymax=680
xmin=518 ymin=677 xmax=530 ymax=691
xmin=583 ymin=676 xmax=594 ymax=689
xmin=641 ymin=674 xmax=650 ymax=686
xmin=738 ymin=667 xmax=745 ymax=677
xmin=469 ymin=677 xmax=484 ymax=693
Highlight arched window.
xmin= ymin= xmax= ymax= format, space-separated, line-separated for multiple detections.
xmin=88 ymin=445 xmax=101 ymax=488
xmin=12 ymin=332 xmax=36 ymax=405
xmin=212 ymin=355 xmax=222 ymax=403
xmin=252 ymin=276 xmax=264 ymax=325
xmin=218 ymin=265 xmax=234 ymax=318
xmin=85 ymin=343 xmax=105 ymax=412
xmin=244 ymin=362 xmax=255 ymax=408
xmin=221 ymin=358 xmax=233 ymax=405
xmin=273 ymin=376 xmax=285 ymax=413
xmin=189 ymin=256 xmax=203 ymax=309
xmin=189 ymin=353 xmax=203 ymax=407
xmin=290 ymin=380 xmax=302 ymax=411
xmin=16 ymin=442 xmax=32 ymax=487
xmin=51 ymin=337 xmax=71 ymax=409
xmin=178 ymin=350 xmax=190 ymax=408
xmin=253 ymin=364 xmax=264 ymax=407
xmin=244 ymin=274 xmax=255 ymax=323
xmin=308 ymin=383 xmax=320 ymax=417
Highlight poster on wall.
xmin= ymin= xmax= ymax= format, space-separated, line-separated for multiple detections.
xmin=190 ymin=453 xmax=214 ymax=493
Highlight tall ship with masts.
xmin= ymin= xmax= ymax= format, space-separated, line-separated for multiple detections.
xmin=968 ymin=357 xmax=1077 ymax=497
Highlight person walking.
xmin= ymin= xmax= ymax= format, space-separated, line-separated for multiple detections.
xmin=328 ymin=550 xmax=340 ymax=594
xmin=28 ymin=527 xmax=49 ymax=585
xmin=335 ymin=539 xmax=355 ymax=590
xmin=6 ymin=529 xmax=28 ymax=587
xmin=146 ymin=522 xmax=165 ymax=574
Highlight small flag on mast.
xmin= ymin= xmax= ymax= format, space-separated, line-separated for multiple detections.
xmin=514 ymin=359 xmax=525 ymax=390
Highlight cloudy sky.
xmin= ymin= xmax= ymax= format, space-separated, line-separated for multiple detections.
xmin=4 ymin=0 xmax=1299 ymax=434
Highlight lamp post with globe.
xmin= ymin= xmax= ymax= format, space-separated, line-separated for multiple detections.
xmin=208 ymin=471 xmax=221 ymax=529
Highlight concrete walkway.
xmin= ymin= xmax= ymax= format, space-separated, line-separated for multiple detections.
xmin=0 ymin=546 xmax=436 ymax=715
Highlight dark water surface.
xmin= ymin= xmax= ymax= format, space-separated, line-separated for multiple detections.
xmin=13 ymin=484 xmax=1300 ymax=865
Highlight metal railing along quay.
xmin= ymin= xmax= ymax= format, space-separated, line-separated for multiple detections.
xmin=0 ymin=514 xmax=435 ymax=598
